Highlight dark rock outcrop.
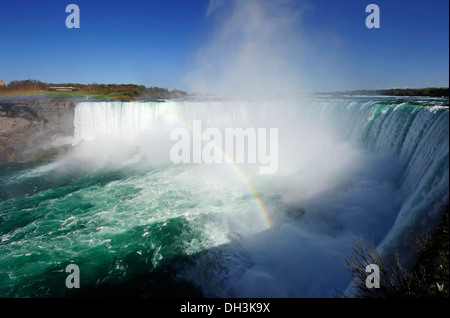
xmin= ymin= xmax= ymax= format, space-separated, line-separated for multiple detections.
xmin=0 ymin=97 xmax=83 ymax=163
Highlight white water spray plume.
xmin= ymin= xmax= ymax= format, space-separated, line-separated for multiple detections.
xmin=186 ymin=0 xmax=309 ymax=97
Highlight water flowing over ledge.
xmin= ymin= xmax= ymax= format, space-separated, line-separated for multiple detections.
xmin=72 ymin=97 xmax=449 ymax=295
xmin=0 ymin=96 xmax=448 ymax=297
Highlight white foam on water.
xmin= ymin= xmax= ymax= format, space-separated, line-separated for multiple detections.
xmin=70 ymin=98 xmax=448 ymax=297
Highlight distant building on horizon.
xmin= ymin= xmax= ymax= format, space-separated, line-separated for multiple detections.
xmin=48 ymin=86 xmax=79 ymax=92
xmin=0 ymin=80 xmax=6 ymax=87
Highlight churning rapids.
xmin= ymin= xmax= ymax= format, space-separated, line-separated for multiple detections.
xmin=0 ymin=96 xmax=448 ymax=297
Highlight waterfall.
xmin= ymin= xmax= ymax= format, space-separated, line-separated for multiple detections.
xmin=73 ymin=97 xmax=449 ymax=276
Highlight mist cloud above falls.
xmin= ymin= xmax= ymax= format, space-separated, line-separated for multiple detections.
xmin=186 ymin=0 xmax=308 ymax=96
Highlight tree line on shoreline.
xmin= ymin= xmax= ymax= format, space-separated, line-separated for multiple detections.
xmin=321 ymin=87 xmax=449 ymax=98
xmin=0 ymin=79 xmax=189 ymax=100
xmin=1 ymin=80 xmax=448 ymax=99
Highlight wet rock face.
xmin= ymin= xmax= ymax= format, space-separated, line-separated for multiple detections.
xmin=0 ymin=98 xmax=81 ymax=163
xmin=0 ymin=103 xmax=39 ymax=121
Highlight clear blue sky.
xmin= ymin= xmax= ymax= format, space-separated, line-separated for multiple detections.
xmin=0 ymin=0 xmax=448 ymax=92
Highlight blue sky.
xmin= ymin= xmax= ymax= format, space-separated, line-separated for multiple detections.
xmin=0 ymin=0 xmax=448 ymax=92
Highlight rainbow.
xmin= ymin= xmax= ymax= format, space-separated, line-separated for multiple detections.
xmin=156 ymin=103 xmax=274 ymax=230
xmin=1 ymin=95 xmax=276 ymax=229
xmin=0 ymin=92 xmax=54 ymax=101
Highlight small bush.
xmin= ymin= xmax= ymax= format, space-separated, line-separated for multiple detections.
xmin=342 ymin=236 xmax=444 ymax=298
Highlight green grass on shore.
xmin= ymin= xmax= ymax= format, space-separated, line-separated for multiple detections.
xmin=0 ymin=90 xmax=141 ymax=100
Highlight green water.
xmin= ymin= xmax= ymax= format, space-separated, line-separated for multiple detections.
xmin=0 ymin=161 xmax=266 ymax=297
xmin=1 ymin=97 xmax=448 ymax=298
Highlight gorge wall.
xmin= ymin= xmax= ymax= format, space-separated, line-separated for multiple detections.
xmin=0 ymin=97 xmax=81 ymax=163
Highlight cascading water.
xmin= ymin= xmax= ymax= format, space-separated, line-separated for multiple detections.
xmin=0 ymin=96 xmax=448 ymax=297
